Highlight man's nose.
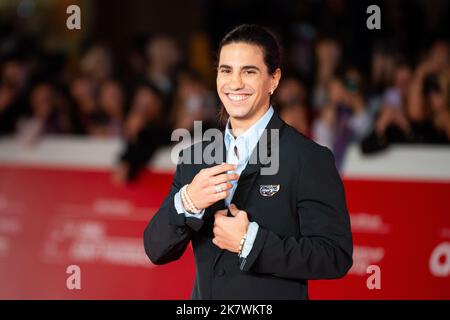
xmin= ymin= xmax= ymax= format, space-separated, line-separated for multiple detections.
xmin=229 ymin=72 xmax=244 ymax=90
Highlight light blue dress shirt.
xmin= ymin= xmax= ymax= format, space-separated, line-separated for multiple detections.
xmin=174 ymin=106 xmax=274 ymax=258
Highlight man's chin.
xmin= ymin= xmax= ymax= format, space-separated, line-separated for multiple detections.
xmin=226 ymin=111 xmax=249 ymax=120
xmin=224 ymin=105 xmax=251 ymax=119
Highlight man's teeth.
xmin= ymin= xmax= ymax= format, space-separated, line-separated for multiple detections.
xmin=228 ymin=94 xmax=250 ymax=101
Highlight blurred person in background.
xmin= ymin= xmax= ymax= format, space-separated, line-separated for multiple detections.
xmin=67 ymin=75 xmax=104 ymax=135
xmin=370 ymin=42 xmax=398 ymax=97
xmin=123 ymin=35 xmax=149 ymax=93
xmin=95 ymin=80 xmax=125 ymax=137
xmin=313 ymin=37 xmax=342 ymax=111
xmin=313 ymin=67 xmax=372 ymax=168
xmin=0 ymin=56 xmax=30 ymax=136
xmin=145 ymin=34 xmax=183 ymax=104
xmin=360 ymin=62 xmax=413 ymax=154
xmin=360 ymin=43 xmax=403 ymax=138
xmin=382 ymin=62 xmax=412 ymax=114
xmin=362 ymin=41 xmax=450 ymax=154
xmin=408 ymin=41 xmax=449 ymax=126
xmin=170 ymin=69 xmax=218 ymax=132
xmin=429 ymin=75 xmax=450 ymax=141
xmin=273 ymin=77 xmax=310 ymax=136
xmin=113 ymin=81 xmax=172 ymax=184
xmin=16 ymin=82 xmax=71 ymax=145
xmin=278 ymin=102 xmax=310 ymax=138
xmin=79 ymin=44 xmax=114 ymax=89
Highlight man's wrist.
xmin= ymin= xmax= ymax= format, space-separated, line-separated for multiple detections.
xmin=239 ymin=222 xmax=259 ymax=258
xmin=237 ymin=233 xmax=247 ymax=256
xmin=181 ymin=184 xmax=202 ymax=214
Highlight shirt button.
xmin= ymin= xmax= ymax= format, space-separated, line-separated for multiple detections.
xmin=217 ymin=269 xmax=225 ymax=277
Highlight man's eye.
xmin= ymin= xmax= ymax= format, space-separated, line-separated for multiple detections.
xmin=244 ymin=70 xmax=256 ymax=75
xmin=220 ymin=69 xmax=231 ymax=74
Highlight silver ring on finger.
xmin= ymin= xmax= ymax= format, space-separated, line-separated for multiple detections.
xmin=215 ymin=184 xmax=223 ymax=193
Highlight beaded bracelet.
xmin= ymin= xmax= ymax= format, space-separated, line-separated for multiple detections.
xmin=180 ymin=184 xmax=202 ymax=214
xmin=237 ymin=234 xmax=247 ymax=256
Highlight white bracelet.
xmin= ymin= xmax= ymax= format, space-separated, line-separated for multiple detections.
xmin=238 ymin=234 xmax=247 ymax=256
xmin=181 ymin=184 xmax=201 ymax=214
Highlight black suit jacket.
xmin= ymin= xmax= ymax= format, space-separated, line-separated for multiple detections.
xmin=143 ymin=112 xmax=353 ymax=300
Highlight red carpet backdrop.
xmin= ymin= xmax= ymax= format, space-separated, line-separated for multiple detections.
xmin=0 ymin=138 xmax=449 ymax=299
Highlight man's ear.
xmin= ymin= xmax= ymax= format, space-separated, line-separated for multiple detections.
xmin=271 ymin=68 xmax=282 ymax=92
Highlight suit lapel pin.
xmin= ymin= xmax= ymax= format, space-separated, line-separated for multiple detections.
xmin=259 ymin=185 xmax=280 ymax=197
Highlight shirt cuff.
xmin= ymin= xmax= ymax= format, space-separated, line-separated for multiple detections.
xmin=174 ymin=190 xmax=205 ymax=219
xmin=239 ymin=221 xmax=259 ymax=258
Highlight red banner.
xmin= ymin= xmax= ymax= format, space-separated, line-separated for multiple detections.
xmin=0 ymin=165 xmax=449 ymax=299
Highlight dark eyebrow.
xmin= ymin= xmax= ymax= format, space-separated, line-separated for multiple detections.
xmin=241 ymin=65 xmax=260 ymax=72
xmin=218 ymin=64 xmax=232 ymax=69
xmin=217 ymin=65 xmax=261 ymax=71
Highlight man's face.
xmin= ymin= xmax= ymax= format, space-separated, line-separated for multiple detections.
xmin=217 ymin=42 xmax=280 ymax=126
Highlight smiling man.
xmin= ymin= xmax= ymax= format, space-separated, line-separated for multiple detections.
xmin=144 ymin=24 xmax=353 ymax=300
xmin=216 ymin=41 xmax=279 ymax=130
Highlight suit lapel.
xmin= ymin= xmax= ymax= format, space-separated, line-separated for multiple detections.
xmin=212 ymin=112 xmax=285 ymax=268
xmin=229 ymin=112 xmax=284 ymax=210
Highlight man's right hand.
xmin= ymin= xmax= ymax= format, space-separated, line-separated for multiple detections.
xmin=186 ymin=163 xmax=239 ymax=210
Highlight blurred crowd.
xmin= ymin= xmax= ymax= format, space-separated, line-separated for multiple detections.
xmin=294 ymin=39 xmax=450 ymax=167
xmin=0 ymin=34 xmax=220 ymax=182
xmin=1 ymin=29 xmax=449 ymax=181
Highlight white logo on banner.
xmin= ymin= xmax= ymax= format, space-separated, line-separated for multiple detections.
xmin=349 ymin=246 xmax=385 ymax=276
xmin=350 ymin=213 xmax=390 ymax=234
xmin=43 ymin=220 xmax=152 ymax=268
xmin=93 ymin=199 xmax=133 ymax=216
xmin=429 ymin=242 xmax=450 ymax=277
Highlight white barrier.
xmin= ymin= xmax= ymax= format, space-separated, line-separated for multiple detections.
xmin=0 ymin=135 xmax=449 ymax=180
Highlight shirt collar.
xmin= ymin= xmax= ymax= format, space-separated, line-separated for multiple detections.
xmin=224 ymin=105 xmax=274 ymax=154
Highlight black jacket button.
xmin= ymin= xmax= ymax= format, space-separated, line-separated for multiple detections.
xmin=217 ymin=269 xmax=225 ymax=276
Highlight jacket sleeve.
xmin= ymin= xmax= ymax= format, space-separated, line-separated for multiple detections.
xmin=240 ymin=146 xmax=353 ymax=280
xmin=143 ymin=161 xmax=205 ymax=265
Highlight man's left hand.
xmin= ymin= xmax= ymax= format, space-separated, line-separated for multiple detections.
xmin=212 ymin=204 xmax=249 ymax=253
